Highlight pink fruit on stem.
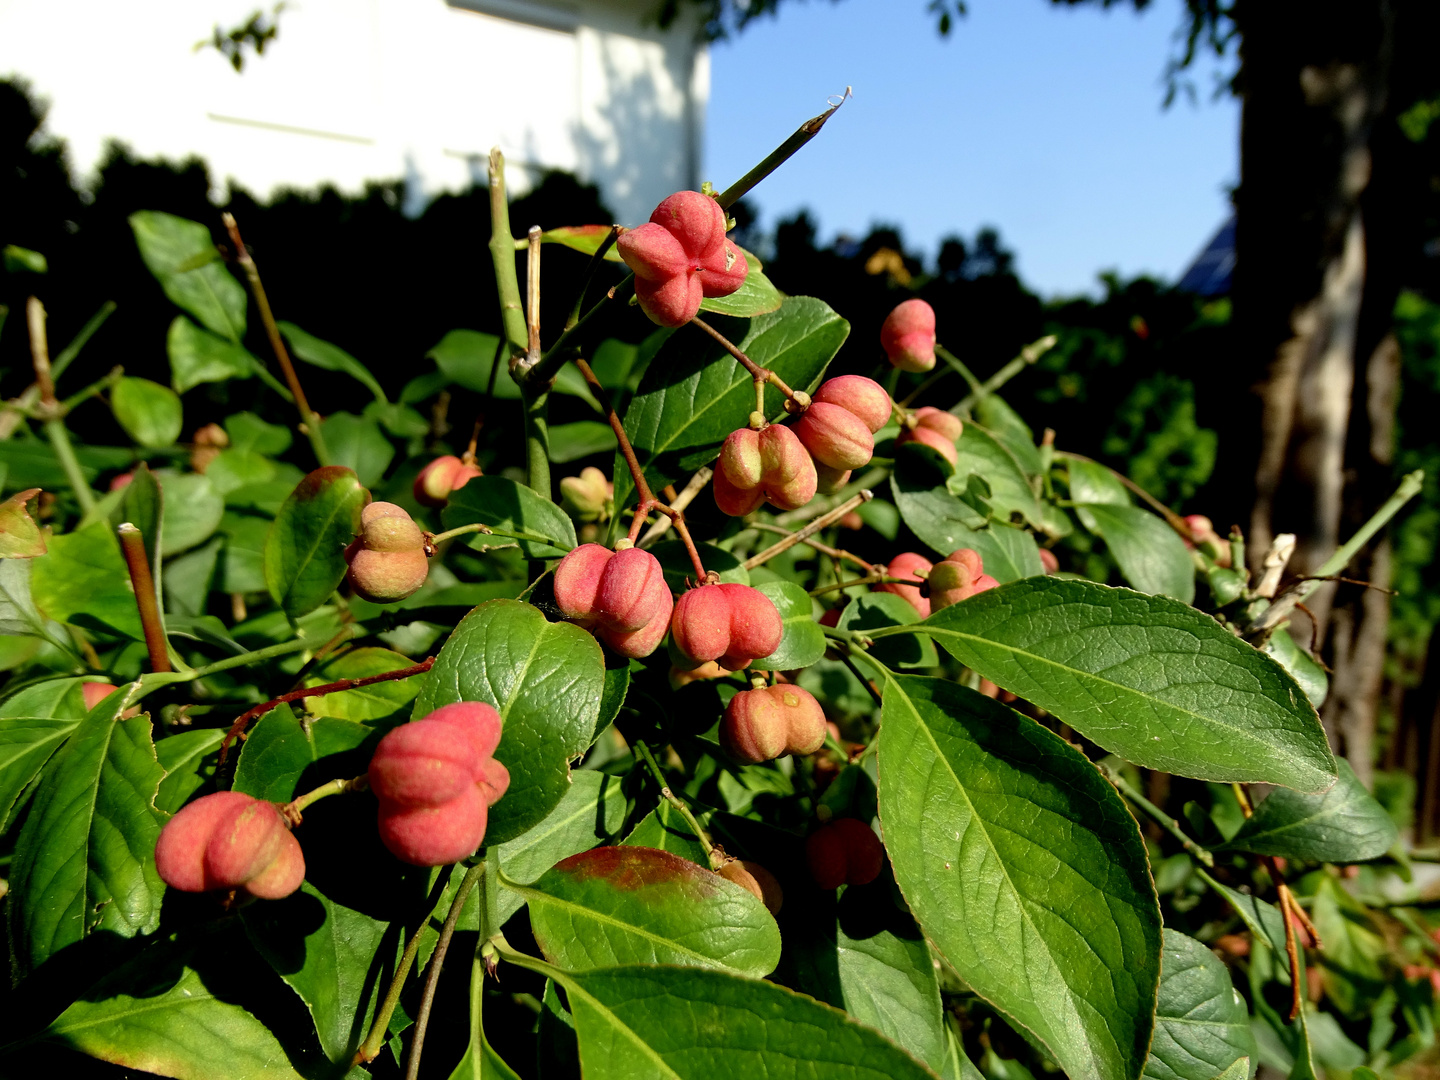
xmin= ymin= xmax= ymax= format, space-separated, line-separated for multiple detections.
xmin=912 ymin=406 xmax=963 ymax=442
xmin=1038 ymin=548 xmax=1060 ymax=574
xmin=345 ymin=502 xmax=429 ymax=604
xmin=378 ymin=785 xmax=489 ymax=867
xmin=552 ymin=543 xmax=674 ymax=658
xmin=928 ymin=548 xmax=1000 ymax=612
xmin=896 ymin=406 xmax=963 ymax=467
xmin=414 ymin=455 xmax=482 ymax=508
xmin=793 ymin=402 xmax=875 ymax=472
xmin=617 ymin=191 xmax=749 ymax=327
xmin=82 ymin=682 xmax=117 ymax=711
xmin=881 ymin=298 xmax=937 ymax=373
xmin=875 ymin=552 xmax=935 ymax=618
xmin=811 ymin=375 xmax=893 ymax=434
xmin=713 ymin=425 xmax=818 ymax=516
xmin=671 ymin=582 xmax=783 ymax=671
xmin=721 ymin=683 xmax=827 ymax=764
xmin=155 ymin=790 xmax=306 ymax=899
xmin=896 ymin=424 xmax=958 ymax=467
xmin=806 ymin=818 xmax=885 ymax=889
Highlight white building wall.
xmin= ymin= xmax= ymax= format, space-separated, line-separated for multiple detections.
xmin=0 ymin=0 xmax=708 ymax=226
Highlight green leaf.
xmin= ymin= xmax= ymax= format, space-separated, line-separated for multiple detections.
xmin=1195 ymin=871 xmax=1297 ymax=983
xmin=528 ymin=224 xmax=625 ymax=262
xmin=319 ymin=412 xmax=394 ymax=488
xmin=38 ymin=931 xmax=304 ymax=1079
xmin=651 ymin=540 xmax=747 ymax=592
xmin=1309 ymin=876 xmax=1384 ymax=1017
xmin=9 ymin=693 xmax=167 ymax=973
xmin=415 ymin=599 xmax=605 ymax=845
xmin=891 ymin=455 xmax=1043 ymax=581
xmin=791 ymin=877 xmax=947 ymax=1072
xmin=448 ymin=961 xmax=524 ymax=1080
xmin=614 ymin=297 xmax=849 ymax=513
xmin=877 ymin=674 xmax=1161 ymax=1080
xmin=442 ymin=475 xmax=578 ymax=559
xmin=947 ymin=424 xmax=1042 ymax=527
xmin=226 ymin=411 xmax=293 ymax=456
xmin=243 ymin=881 xmax=391 ymax=1064
xmin=1143 ymin=930 xmax=1256 ymax=1080
xmin=232 ymin=705 xmax=370 ymax=803
xmin=495 ymin=770 xmax=626 ymax=923
xmin=0 ymin=440 xmax=134 ymax=490
xmin=907 ymin=577 xmax=1336 ymax=790
xmin=971 ymin=397 xmax=1043 ymax=476
xmin=158 ymin=471 xmax=225 ymax=556
xmin=550 ymin=420 xmax=619 ymax=463
xmin=621 ymin=802 xmax=714 ymax=868
xmin=0 ymin=676 xmax=86 ymax=830
xmin=1077 ymin=502 xmax=1195 ymax=603
xmin=1262 ymin=630 xmax=1328 ymax=710
xmin=1222 ymin=759 xmax=1395 ymax=862
xmin=164 ymin=543 xmax=220 ymax=622
xmin=699 ymin=256 xmax=783 ymax=318
xmin=1067 ymin=458 xmax=1130 ymax=506
xmin=130 ymin=211 xmax=247 ymax=341
xmin=0 ymin=487 xmax=46 ymax=557
xmin=112 ymin=377 xmax=184 ymax=449
xmin=0 ymin=558 xmax=51 ymax=638
xmin=31 ymin=520 xmax=144 ymax=639
xmin=263 ymin=467 xmax=368 ymax=620
xmin=560 ymin=964 xmax=939 ymax=1080
xmin=303 ymin=647 xmax=425 ymax=720
xmin=167 ymin=316 xmax=263 ymax=393
xmin=279 ymin=321 xmax=387 ymax=403
xmin=155 ymin=728 xmax=224 ymax=815
xmin=220 ymin=511 xmax=272 ymax=593
xmin=753 ymin=579 xmax=826 ymax=670
xmin=513 ymin=846 xmax=780 ymax=976
xmin=838 ymin=592 xmax=939 ymax=669
xmin=4 ymin=243 xmax=48 ymax=273
xmin=429 ymin=330 xmax=511 ymax=394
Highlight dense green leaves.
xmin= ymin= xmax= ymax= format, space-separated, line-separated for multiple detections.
xmin=415 ymin=599 xmax=605 ymax=845
xmin=948 ymin=423 xmax=1042 ymax=527
xmin=9 ymin=693 xmax=167 ymax=973
xmin=838 ymin=592 xmax=939 ymax=668
xmin=112 ymin=377 xmax=184 ymax=449
xmin=1077 ymin=502 xmax=1195 ymax=603
xmin=877 ymin=674 xmax=1161 ymax=1080
xmin=513 ymin=846 xmax=781 ymax=976
xmin=38 ymin=933 xmax=303 ymax=1080
xmin=753 ymin=579 xmax=826 ymax=670
xmin=130 ymin=211 xmax=247 ymax=342
xmin=614 ymin=297 xmax=849 ymax=512
xmin=0 ymin=676 xmax=85 ymax=829
xmin=1222 ymin=760 xmax=1396 ymax=862
xmin=303 ymin=647 xmax=425 ymax=720
xmin=263 ymin=467 xmax=368 ymax=619
xmin=905 ymin=577 xmax=1336 ymax=790
xmin=559 ymin=965 xmax=939 ymax=1080
xmin=231 ymin=705 xmax=370 ymax=803
xmin=1143 ymin=931 xmax=1256 ymax=1080
xmin=31 ymin=520 xmax=144 ymax=639
xmin=319 ymin=413 xmax=394 ymax=488
xmin=443 ymin=475 xmax=578 ymax=558
xmin=154 ymin=728 xmax=223 ymax=815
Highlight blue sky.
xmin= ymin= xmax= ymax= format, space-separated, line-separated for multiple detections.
xmin=703 ymin=0 xmax=1238 ymax=297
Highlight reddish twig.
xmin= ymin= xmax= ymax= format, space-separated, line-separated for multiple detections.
xmin=219 ymin=656 xmax=436 ymax=763
xmin=689 ymin=316 xmax=805 ymax=412
xmin=118 ymin=523 xmax=171 ymax=674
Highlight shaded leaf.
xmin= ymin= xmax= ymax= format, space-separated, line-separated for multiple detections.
xmin=0 ymin=487 xmax=46 ymax=557
xmin=699 ymin=255 xmax=783 ymax=318
xmin=838 ymin=592 xmax=938 ymax=669
xmin=9 ymin=693 xmax=167 ymax=973
xmin=443 ymin=476 xmax=578 ymax=559
xmin=1143 ymin=930 xmax=1256 ymax=1080
xmin=753 ymin=579 xmax=825 ymax=670
xmin=907 ymin=577 xmax=1336 ymax=790
xmin=415 ymin=599 xmax=605 ymax=845
xmin=157 ymin=471 xmax=224 ymax=557
xmin=1262 ymin=630 xmax=1328 ymax=711
xmin=155 ymin=728 xmax=224 ymax=815
xmin=947 ymin=424 xmax=1041 ymax=527
xmin=167 ymin=316 xmax=263 ymax=393
xmin=320 ymin=412 xmax=394 ymax=489
xmin=1077 ymin=502 xmax=1195 ymax=603
xmin=304 ymin=647 xmax=426 ymax=721
xmin=1067 ymin=458 xmax=1130 ymax=506
xmin=130 ymin=211 xmax=246 ymax=341
xmin=514 ymin=846 xmax=780 ymax=976
xmin=877 ymin=674 xmax=1160 ymax=1080
xmin=112 ymin=377 xmax=183 ymax=449
xmin=447 ymin=956 xmax=523 ymax=1080
xmin=279 ymin=321 xmax=386 ymax=403
xmin=263 ymin=467 xmax=368 ymax=620
xmin=31 ymin=520 xmax=144 ymax=639
xmin=1223 ymin=759 xmax=1396 ymax=862
xmin=549 ymin=420 xmax=619 ymax=463
xmin=232 ymin=705 xmax=370 ymax=803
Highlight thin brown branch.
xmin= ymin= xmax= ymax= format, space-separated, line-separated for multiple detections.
xmin=26 ymin=297 xmax=55 ymax=407
xmin=118 ymin=523 xmax=171 ymax=674
xmin=689 ymin=316 xmax=800 ymax=403
xmin=748 ymin=523 xmax=876 ymax=573
xmin=220 ymin=656 xmax=436 ymax=763
xmin=741 ymin=491 xmax=873 ymax=570
xmin=405 ymin=861 xmax=485 ymax=1080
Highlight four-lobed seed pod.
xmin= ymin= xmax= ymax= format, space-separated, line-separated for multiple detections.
xmin=875 ymin=551 xmax=935 ymax=618
xmin=713 ymin=424 xmax=818 ymax=516
xmin=553 ymin=543 xmax=674 ymax=658
xmin=928 ymin=548 xmax=999 ymax=611
xmin=670 ymin=582 xmax=783 ymax=671
xmin=721 ymin=682 xmax=827 ymax=764
xmin=345 ymin=501 xmax=430 ymax=604
xmin=617 ymin=191 xmax=749 ymax=327
xmin=806 ymin=817 xmax=885 ymax=890
xmin=414 ymin=455 xmax=482 ymax=508
xmin=881 ymin=298 xmax=937 ymax=372
xmin=895 ymin=406 xmax=964 ymax=466
xmin=369 ymin=702 xmax=511 ymax=867
xmin=155 ymin=790 xmax=306 ymax=900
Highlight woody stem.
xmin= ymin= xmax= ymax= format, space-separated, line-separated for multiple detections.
xmin=689 ymin=316 xmax=798 ymax=401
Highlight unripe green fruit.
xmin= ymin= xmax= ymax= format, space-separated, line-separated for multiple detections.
xmin=671 ymin=582 xmax=783 ymax=671
xmin=806 ymin=817 xmax=884 ymax=890
xmin=346 ymin=502 xmax=429 ymax=604
xmin=560 ymin=466 xmax=613 ymax=522
xmin=876 ymin=552 xmax=934 ymax=617
xmin=155 ymin=790 xmax=305 ymax=899
xmin=881 ymin=298 xmax=937 ymax=372
xmin=721 ymin=683 xmax=827 ymax=764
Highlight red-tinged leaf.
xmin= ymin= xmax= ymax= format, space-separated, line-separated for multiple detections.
xmin=263 ymin=466 xmax=368 ymax=619
xmin=0 ymin=487 xmax=46 ymax=558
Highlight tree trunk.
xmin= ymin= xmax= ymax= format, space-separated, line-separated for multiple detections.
xmin=1233 ymin=0 xmax=1402 ymax=783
